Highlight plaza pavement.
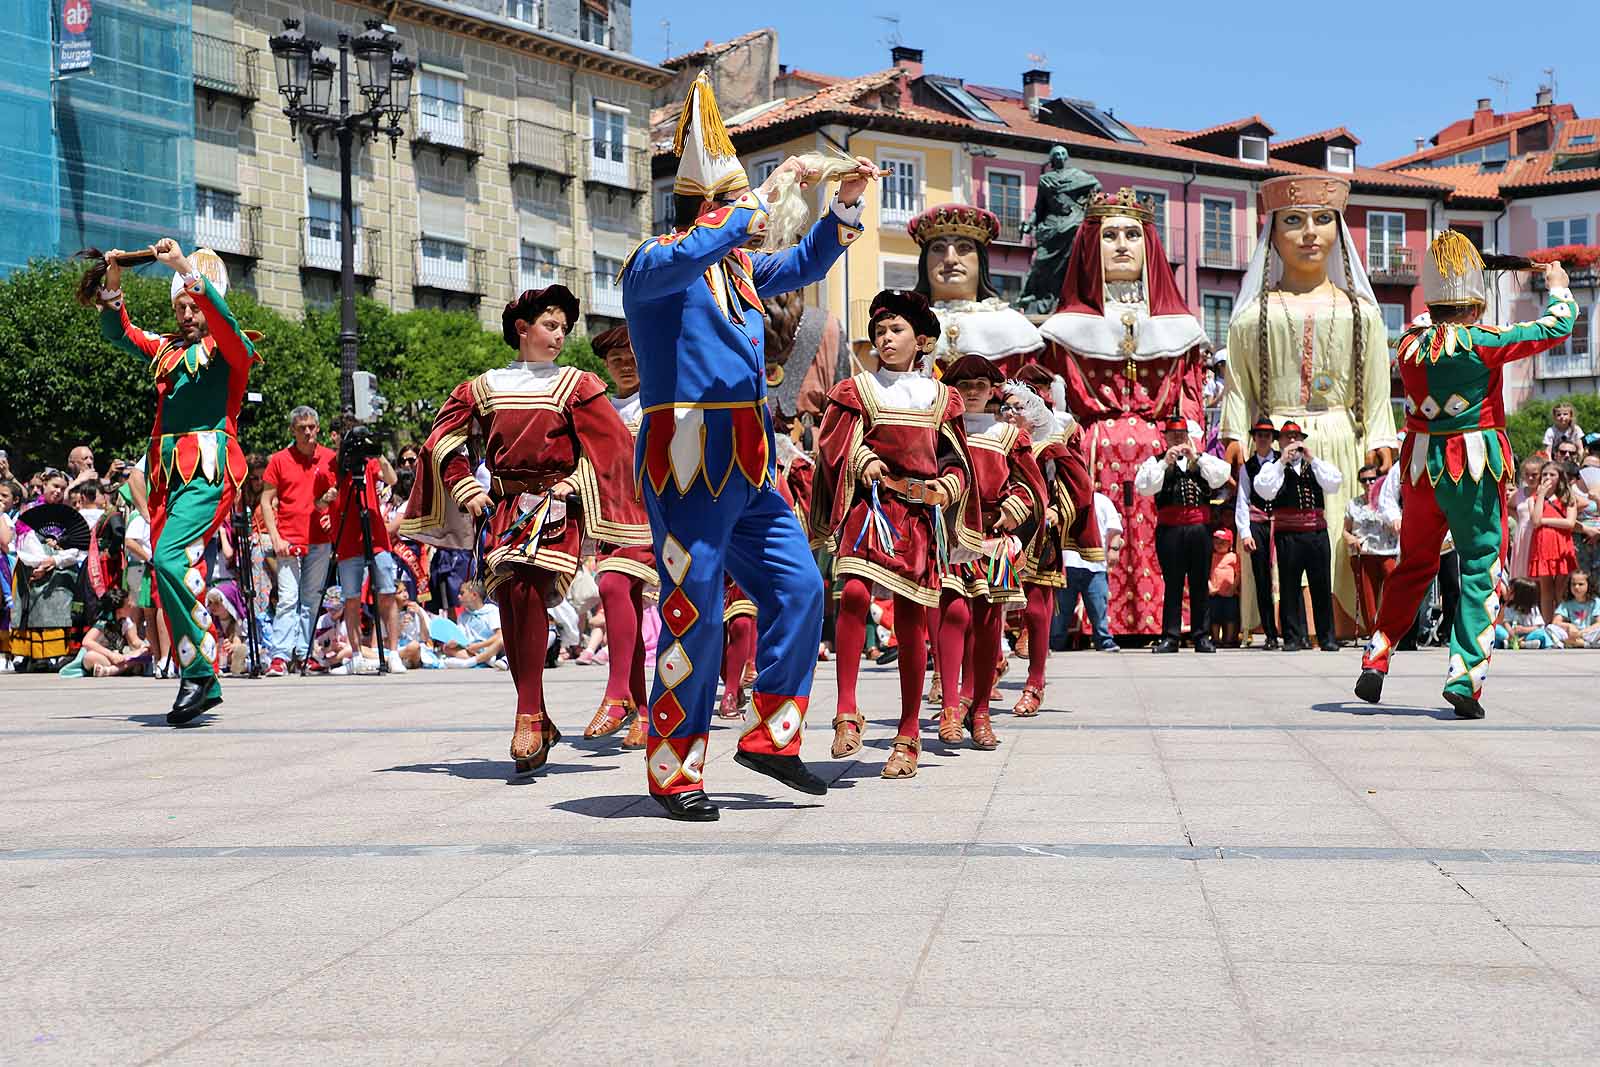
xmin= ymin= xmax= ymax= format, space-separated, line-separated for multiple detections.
xmin=3 ymin=647 xmax=1600 ymax=1064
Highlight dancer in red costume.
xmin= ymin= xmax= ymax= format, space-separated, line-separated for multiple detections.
xmin=719 ymin=579 xmax=758 ymax=719
xmin=811 ymin=290 xmax=983 ymax=779
xmin=935 ymin=356 xmax=1048 ymax=750
xmin=1038 ymin=189 xmax=1208 ymax=636
xmin=582 ymin=325 xmax=653 ymax=750
xmin=1006 ymin=366 xmax=1098 ymax=715
xmin=403 ymin=286 xmax=650 ymax=775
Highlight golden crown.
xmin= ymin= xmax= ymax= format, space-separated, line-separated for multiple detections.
xmin=1085 ymin=188 xmax=1155 ymax=224
xmin=906 ymin=203 xmax=1000 ymax=247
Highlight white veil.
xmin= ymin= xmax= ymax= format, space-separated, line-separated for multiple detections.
xmin=1230 ymin=213 xmax=1378 ymax=328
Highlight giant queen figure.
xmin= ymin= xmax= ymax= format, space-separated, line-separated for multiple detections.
xmin=1038 ymin=188 xmax=1209 ymax=636
xmin=1219 ymin=175 xmax=1397 ymax=629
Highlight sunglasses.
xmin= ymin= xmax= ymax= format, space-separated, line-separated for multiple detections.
xmin=1359 ymin=476 xmax=1379 ymax=485
xmin=399 ymin=457 xmax=418 ymax=466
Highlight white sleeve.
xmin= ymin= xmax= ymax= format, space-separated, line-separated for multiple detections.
xmin=1310 ymin=457 xmax=1344 ymax=494
xmin=1253 ymin=458 xmax=1287 ymax=500
xmin=830 ymin=198 xmax=865 ymax=227
xmin=1378 ymin=466 xmax=1402 ymax=522
xmin=1133 ymin=457 xmax=1166 ymax=497
xmin=1543 ymin=427 xmax=1556 ymax=452
xmin=1197 ymin=453 xmax=1231 ymax=490
xmin=15 ymin=529 xmax=48 ymax=567
xmin=1235 ymin=465 xmax=1253 ymax=540
xmin=1096 ymin=494 xmax=1123 ymax=538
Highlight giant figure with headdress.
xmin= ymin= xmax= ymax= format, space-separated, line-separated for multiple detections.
xmin=1038 ymin=187 xmax=1210 ymax=636
xmin=908 ymin=204 xmax=1044 ymax=375
xmin=84 ymin=239 xmax=259 ymax=725
xmin=1357 ymin=235 xmax=1577 ymax=719
xmin=620 ymin=73 xmax=876 ymax=821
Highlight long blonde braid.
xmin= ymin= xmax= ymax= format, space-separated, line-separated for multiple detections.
xmin=1256 ymin=243 xmax=1272 ymax=421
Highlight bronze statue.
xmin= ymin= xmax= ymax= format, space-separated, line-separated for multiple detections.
xmin=1014 ymin=145 xmax=1102 ymax=316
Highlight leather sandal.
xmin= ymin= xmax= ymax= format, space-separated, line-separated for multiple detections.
xmin=990 ymin=656 xmax=1010 ymax=704
xmin=583 ymin=697 xmax=633 ymax=738
xmin=881 ymin=736 xmax=921 ymax=779
xmin=511 ymin=714 xmax=562 ymax=773
xmin=925 ymin=670 xmax=943 ymax=707
xmin=830 ymin=711 xmax=865 ymax=759
xmin=1013 ymin=685 xmax=1043 ymax=718
xmin=937 ymin=706 xmax=965 ymax=745
xmin=717 ymin=685 xmax=745 ymax=719
xmin=621 ymin=709 xmax=649 ymax=750
xmin=966 ymin=705 xmax=999 ymax=750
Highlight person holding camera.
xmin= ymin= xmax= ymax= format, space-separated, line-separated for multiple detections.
xmin=1250 ymin=421 xmax=1344 ymax=651
xmin=1134 ymin=415 xmax=1231 ymax=653
xmin=326 ymin=423 xmax=403 ymax=675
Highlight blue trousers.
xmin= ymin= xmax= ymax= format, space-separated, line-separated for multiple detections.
xmin=642 ymin=476 xmax=824 ymax=795
xmin=1051 ymin=567 xmax=1113 ymax=650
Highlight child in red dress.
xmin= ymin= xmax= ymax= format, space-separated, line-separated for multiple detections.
xmin=1529 ymin=460 xmax=1579 ymax=626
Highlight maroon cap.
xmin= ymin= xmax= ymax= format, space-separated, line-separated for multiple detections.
xmin=941 ymin=354 xmax=1004 ymax=386
xmin=591 ymin=324 xmax=632 ymax=360
xmin=1162 ymin=415 xmax=1190 ymax=434
xmin=868 ymin=288 xmax=939 ymax=340
xmin=502 ymin=284 xmax=580 ymax=348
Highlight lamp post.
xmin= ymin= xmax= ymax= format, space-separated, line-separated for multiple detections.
xmin=268 ymin=18 xmax=414 ymax=416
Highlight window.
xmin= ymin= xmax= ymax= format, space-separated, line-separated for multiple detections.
xmin=989 ymin=171 xmax=1023 ymax=239
xmin=418 ymin=236 xmax=469 ymax=290
xmin=1201 ymin=293 xmax=1233 ymax=347
xmin=1201 ymin=198 xmax=1235 ymax=268
xmin=1135 ymin=187 xmax=1169 ymax=245
xmin=418 ymin=72 xmax=466 ymax=147
xmin=924 ymin=78 xmax=1005 ymax=124
xmin=1239 ymin=135 xmax=1268 ymax=163
xmin=882 ymin=260 xmax=919 ymax=291
xmin=579 ymin=4 xmax=610 ymax=46
xmin=1546 ymin=217 xmax=1591 ymax=247
xmin=195 ymin=187 xmax=239 ymax=251
xmin=305 ymin=194 xmax=363 ymax=271
xmin=1327 ymin=146 xmax=1355 ymax=172
xmin=879 ymin=158 xmax=921 ymax=227
xmin=507 ymin=0 xmax=539 ymax=25
xmin=591 ymin=253 xmax=624 ymax=317
xmin=1540 ymin=305 xmax=1593 ymax=378
xmin=1482 ymin=140 xmax=1509 ymax=163
xmin=751 ymin=157 xmax=780 ymax=185
xmin=518 ymin=241 xmax=560 ymax=292
xmin=1573 ymin=134 xmax=1596 ymax=147
xmin=1379 ymin=303 xmax=1408 ymax=345
xmin=655 ymin=188 xmax=676 ymax=232
xmin=1368 ymin=211 xmax=1405 ymax=272
xmin=992 ymin=273 xmax=1023 ymax=305
xmin=590 ymin=102 xmax=630 ymax=186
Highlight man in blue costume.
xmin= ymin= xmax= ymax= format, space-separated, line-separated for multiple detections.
xmin=622 ymin=72 xmax=875 ymax=820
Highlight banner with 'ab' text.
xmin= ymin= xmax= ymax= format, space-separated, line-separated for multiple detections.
xmin=59 ymin=0 xmax=93 ymax=74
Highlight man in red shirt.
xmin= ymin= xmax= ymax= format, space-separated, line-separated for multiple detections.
xmin=260 ymin=405 xmax=334 ymax=675
xmin=326 ymin=435 xmax=401 ymax=675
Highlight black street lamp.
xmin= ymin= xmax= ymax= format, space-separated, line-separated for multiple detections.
xmin=268 ymin=17 xmax=410 ymax=417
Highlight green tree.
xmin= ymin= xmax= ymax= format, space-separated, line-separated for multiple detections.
xmin=1508 ymin=392 xmax=1600 ymax=462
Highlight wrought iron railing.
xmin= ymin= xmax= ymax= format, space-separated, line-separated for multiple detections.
xmin=411 ymin=95 xmax=485 ymax=159
xmin=413 ymin=238 xmax=485 ymax=294
xmin=1198 ymin=232 xmax=1250 ymax=271
xmin=194 ymin=200 xmax=260 ymax=259
xmin=587 ymin=269 xmax=625 ymax=318
xmin=879 ymin=194 xmax=925 ymax=230
xmin=1368 ymin=246 xmax=1419 ymax=285
xmin=508 ymin=119 xmax=574 ymax=178
xmin=299 ymin=219 xmax=381 ymax=277
xmin=510 ymin=256 xmax=577 ymax=296
xmin=192 ymin=32 xmax=259 ymax=104
xmin=583 ymin=143 xmax=647 ymax=191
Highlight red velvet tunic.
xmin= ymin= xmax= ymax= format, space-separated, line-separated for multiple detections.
xmin=595 ymin=394 xmax=658 ymax=587
xmin=811 ymin=374 xmax=983 ymax=607
xmin=1022 ymin=427 xmax=1098 ymax=589
xmin=943 ymin=419 xmax=1048 ymax=604
xmin=400 ymin=365 xmax=650 ymax=596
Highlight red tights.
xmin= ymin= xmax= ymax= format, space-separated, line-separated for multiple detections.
xmin=1022 ymin=583 xmax=1053 ymax=690
xmin=721 ymin=614 xmax=756 ymax=689
xmin=496 ymin=569 xmax=556 ymax=722
xmin=596 ymin=571 xmax=647 ymax=705
xmin=835 ymin=577 xmax=928 ymax=738
xmin=937 ymin=591 xmax=1003 ymax=713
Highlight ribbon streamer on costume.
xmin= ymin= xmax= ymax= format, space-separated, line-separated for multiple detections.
xmin=471 ymin=502 xmax=496 ymax=583
xmin=985 ymin=535 xmax=1022 ymax=591
xmin=853 ymin=482 xmax=899 ymax=558
xmin=500 ymin=494 xmax=555 ymax=554
xmin=932 ymin=503 xmax=949 ymax=576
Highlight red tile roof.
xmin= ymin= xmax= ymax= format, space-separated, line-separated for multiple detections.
xmin=1393 ymin=161 xmax=1517 ymax=201
xmin=1431 ymin=103 xmax=1578 ymax=149
xmin=1500 ymin=152 xmax=1600 ymax=191
xmin=662 ymin=28 xmax=772 ymax=70
xmin=781 ymin=68 xmax=844 ymax=88
xmin=1272 ymin=126 xmax=1362 ymax=150
xmin=1556 ymin=117 xmax=1600 ymax=149
xmin=1169 ymin=115 xmax=1276 ymax=144
xmin=1380 ymin=112 xmax=1546 ymax=169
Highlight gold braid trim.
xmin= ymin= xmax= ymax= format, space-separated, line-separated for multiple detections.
xmin=1430 ymin=230 xmax=1485 ymax=278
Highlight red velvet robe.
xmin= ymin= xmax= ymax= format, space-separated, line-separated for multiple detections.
xmin=943 ymin=419 xmax=1048 ymax=604
xmin=1023 ymin=425 xmax=1099 ymax=589
xmin=595 ymin=395 xmax=657 ymax=587
xmin=400 ymin=365 xmax=650 ymax=595
xmin=810 ymin=374 xmax=983 ymax=607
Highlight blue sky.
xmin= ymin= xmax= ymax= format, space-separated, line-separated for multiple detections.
xmin=631 ymin=0 xmax=1597 ymax=165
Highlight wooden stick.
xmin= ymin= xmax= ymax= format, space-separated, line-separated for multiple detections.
xmin=109 ymin=247 xmax=159 ymax=266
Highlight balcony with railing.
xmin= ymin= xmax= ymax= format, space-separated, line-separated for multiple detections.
xmin=1368 ymin=246 xmax=1419 ymax=286
xmin=510 ymin=256 xmax=577 ymax=297
xmin=194 ymin=201 xmax=261 ymax=260
xmin=1161 ymin=223 xmax=1186 ymax=265
xmin=993 ymin=214 xmax=1031 ymax=246
xmin=588 ymin=270 xmax=625 ymax=319
xmin=1536 ymin=346 xmax=1596 ymax=379
xmin=879 ymin=194 xmax=925 ymax=231
xmin=414 ymin=238 xmax=486 ymax=297
xmin=192 ymin=32 xmax=259 ymax=109
xmin=411 ymin=95 xmax=484 ymax=164
xmin=299 ymin=219 xmax=381 ymax=278
xmin=508 ymin=119 xmax=574 ymax=183
xmin=1198 ymin=232 xmax=1250 ymax=271
xmin=584 ymin=143 xmax=648 ymax=193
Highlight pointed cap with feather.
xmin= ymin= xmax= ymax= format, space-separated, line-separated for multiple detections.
xmin=1423 ymin=230 xmax=1487 ymax=310
xmin=672 ymin=72 xmax=750 ymax=200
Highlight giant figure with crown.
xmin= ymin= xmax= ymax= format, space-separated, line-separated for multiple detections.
xmin=620 ymin=73 xmax=876 ymax=821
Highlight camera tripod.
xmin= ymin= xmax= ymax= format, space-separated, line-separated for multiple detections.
xmin=303 ymin=457 xmax=391 ymax=677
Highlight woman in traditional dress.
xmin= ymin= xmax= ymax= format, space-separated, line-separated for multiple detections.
xmin=1219 ymin=175 xmax=1398 ymax=634
xmin=934 ymin=357 xmax=1047 ymax=750
xmin=811 ymin=290 xmax=982 ymax=780
xmin=1039 ymin=188 xmax=1210 ymax=637
xmin=402 ymin=285 xmax=651 ymax=775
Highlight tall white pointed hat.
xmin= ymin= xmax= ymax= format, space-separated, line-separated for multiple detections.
xmin=672 ymin=72 xmax=749 ymax=199
xmin=171 ymin=247 xmax=228 ymax=303
xmin=1422 ymin=230 xmax=1487 ymax=310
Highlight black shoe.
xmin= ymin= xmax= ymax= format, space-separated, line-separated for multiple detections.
xmin=653 ymin=789 xmax=721 ymax=821
xmin=1319 ymin=640 xmax=1341 ymax=652
xmin=1354 ymin=668 xmax=1385 ymax=704
xmin=167 ymin=678 xmax=222 ymax=726
xmin=734 ymin=750 xmax=828 ymax=796
xmin=1280 ymin=640 xmax=1304 ymax=652
xmin=1193 ymin=636 xmax=1217 ymax=654
xmin=876 ymin=646 xmax=900 ymax=666
xmin=1262 ymin=637 xmax=1280 ymax=651
xmin=1444 ymin=691 xmax=1486 ymax=720
xmin=1151 ymin=638 xmax=1180 ymax=654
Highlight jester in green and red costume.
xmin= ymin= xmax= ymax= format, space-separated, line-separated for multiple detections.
xmin=1356 ymin=232 xmax=1576 ymax=719
xmin=92 ymin=240 xmax=260 ymax=725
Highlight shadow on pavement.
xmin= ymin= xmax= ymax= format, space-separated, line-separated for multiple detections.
xmin=1311 ymin=700 xmax=1455 ymax=720
xmin=375 ymin=759 xmax=620 ymax=783
xmin=552 ymin=792 xmax=823 ymax=819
